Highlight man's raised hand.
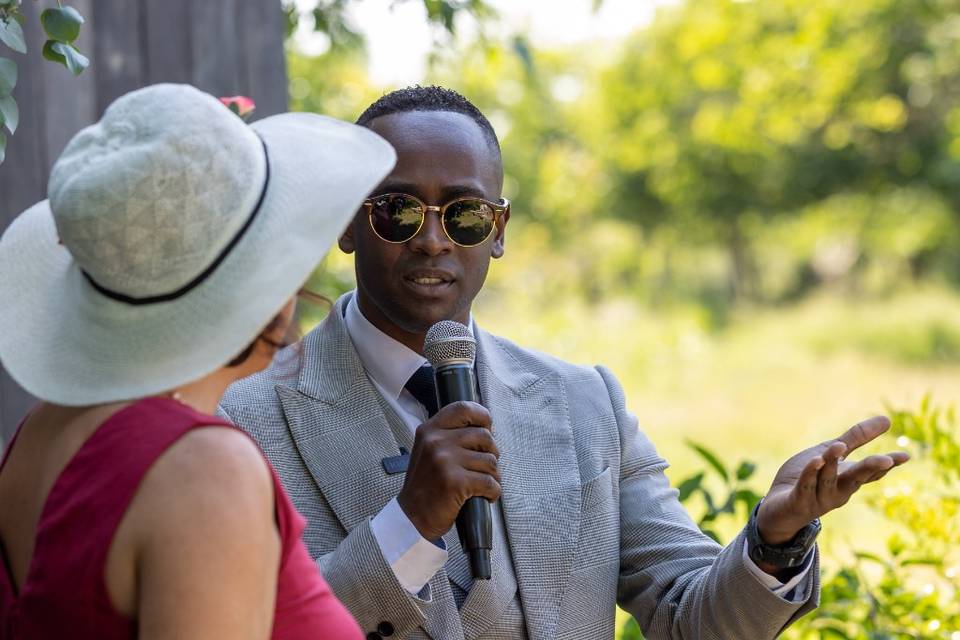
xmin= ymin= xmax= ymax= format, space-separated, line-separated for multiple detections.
xmin=756 ymin=416 xmax=910 ymax=545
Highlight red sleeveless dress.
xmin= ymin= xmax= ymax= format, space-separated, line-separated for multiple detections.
xmin=0 ymin=397 xmax=362 ymax=640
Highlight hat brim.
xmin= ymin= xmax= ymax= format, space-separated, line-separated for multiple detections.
xmin=0 ymin=113 xmax=394 ymax=406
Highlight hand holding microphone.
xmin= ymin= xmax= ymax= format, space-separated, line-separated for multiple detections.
xmin=396 ymin=321 xmax=497 ymax=579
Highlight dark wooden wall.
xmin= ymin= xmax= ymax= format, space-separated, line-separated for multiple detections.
xmin=0 ymin=0 xmax=288 ymax=443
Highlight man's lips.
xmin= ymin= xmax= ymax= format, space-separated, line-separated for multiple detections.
xmin=402 ymin=269 xmax=456 ymax=294
xmin=403 ymin=270 xmax=456 ymax=286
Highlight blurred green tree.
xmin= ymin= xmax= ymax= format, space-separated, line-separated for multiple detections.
xmin=598 ymin=0 xmax=960 ymax=299
xmin=288 ymin=0 xmax=960 ymax=332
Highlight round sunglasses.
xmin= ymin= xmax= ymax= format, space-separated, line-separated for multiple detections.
xmin=364 ymin=193 xmax=509 ymax=248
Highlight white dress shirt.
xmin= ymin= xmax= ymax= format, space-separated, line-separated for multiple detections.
xmin=343 ymin=293 xmax=813 ymax=598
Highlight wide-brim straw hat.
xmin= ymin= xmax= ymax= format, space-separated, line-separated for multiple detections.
xmin=0 ymin=83 xmax=395 ymax=406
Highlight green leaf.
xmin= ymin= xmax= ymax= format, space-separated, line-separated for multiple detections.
xmin=735 ymin=461 xmax=756 ymax=480
xmin=687 ymin=440 xmax=729 ymax=482
xmin=676 ymin=472 xmax=704 ymax=502
xmin=60 ymin=43 xmax=89 ymax=76
xmin=42 ymin=39 xmax=64 ymax=64
xmin=282 ymin=3 xmax=299 ymax=38
xmin=0 ymin=129 xmax=6 ymax=164
xmin=0 ymin=56 xmax=14 ymax=95
xmin=854 ymin=551 xmax=887 ymax=566
xmin=43 ymin=41 xmax=88 ymax=76
xmin=511 ymin=35 xmax=535 ymax=77
xmin=820 ymin=628 xmax=852 ymax=640
xmin=0 ymin=16 xmax=26 ymax=54
xmin=901 ymin=556 xmax=943 ymax=567
xmin=40 ymin=6 xmax=84 ymax=43
xmin=0 ymin=93 xmax=16 ymax=133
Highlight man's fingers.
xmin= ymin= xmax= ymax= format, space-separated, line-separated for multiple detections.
xmin=431 ymin=401 xmax=493 ymax=430
xmin=465 ymin=470 xmax=502 ymax=502
xmin=835 ymin=415 xmax=891 ymax=454
xmin=793 ymin=455 xmax=825 ymax=498
xmin=461 ymin=450 xmax=501 ymax=480
xmin=455 ymin=426 xmax=500 ymax=457
xmin=889 ymin=451 xmax=911 ymax=466
xmin=837 ymin=454 xmax=896 ymax=493
xmin=816 ymin=442 xmax=846 ymax=503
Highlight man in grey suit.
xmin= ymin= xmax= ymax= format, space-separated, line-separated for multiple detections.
xmin=220 ymin=86 xmax=909 ymax=640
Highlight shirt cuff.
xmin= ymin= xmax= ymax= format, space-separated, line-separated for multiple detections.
xmin=741 ymin=538 xmax=815 ymax=600
xmin=371 ymin=497 xmax=448 ymax=595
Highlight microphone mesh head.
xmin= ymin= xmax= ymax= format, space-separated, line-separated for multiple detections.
xmin=424 ymin=321 xmax=476 ymax=367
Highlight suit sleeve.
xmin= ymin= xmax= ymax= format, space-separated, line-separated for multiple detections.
xmin=216 ymin=402 xmax=434 ymax=639
xmin=317 ymin=517 xmax=438 ymax=638
xmin=597 ymin=366 xmax=821 ymax=639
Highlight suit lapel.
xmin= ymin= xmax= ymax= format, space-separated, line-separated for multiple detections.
xmin=277 ymin=297 xmax=406 ymax=532
xmin=475 ymin=328 xmax=581 ymax=640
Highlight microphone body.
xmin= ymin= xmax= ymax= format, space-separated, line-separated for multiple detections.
xmin=434 ymin=362 xmax=493 ymax=580
xmin=424 ymin=320 xmax=492 ymax=580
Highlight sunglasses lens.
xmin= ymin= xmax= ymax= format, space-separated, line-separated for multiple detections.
xmin=444 ymin=200 xmax=495 ymax=246
xmin=369 ymin=195 xmax=423 ymax=242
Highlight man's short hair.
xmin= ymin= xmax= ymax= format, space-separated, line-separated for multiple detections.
xmin=356 ymin=85 xmax=501 ymax=157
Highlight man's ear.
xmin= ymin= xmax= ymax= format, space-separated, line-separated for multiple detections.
xmin=491 ymin=203 xmax=510 ymax=259
xmin=338 ymin=218 xmax=357 ymax=254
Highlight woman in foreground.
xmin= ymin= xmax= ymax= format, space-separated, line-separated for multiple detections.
xmin=0 ymin=84 xmax=395 ymax=639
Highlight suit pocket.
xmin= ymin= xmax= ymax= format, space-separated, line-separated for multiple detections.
xmin=581 ymin=466 xmax=613 ymax=512
xmin=574 ymin=466 xmax=618 ymax=571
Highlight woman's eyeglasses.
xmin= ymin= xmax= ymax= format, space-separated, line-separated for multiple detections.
xmin=364 ymin=193 xmax=509 ymax=248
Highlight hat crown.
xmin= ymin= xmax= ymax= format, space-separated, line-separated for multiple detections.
xmin=48 ymin=84 xmax=266 ymax=298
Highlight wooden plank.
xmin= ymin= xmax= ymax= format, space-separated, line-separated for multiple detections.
xmin=142 ymin=0 xmax=192 ymax=84
xmin=0 ymin=372 xmax=34 ymax=444
xmin=237 ymin=0 xmax=288 ymax=119
xmin=0 ymin=0 xmax=48 ymax=216
xmin=0 ymin=2 xmax=48 ymax=441
xmin=91 ymin=0 xmax=144 ymax=114
xmin=190 ymin=0 xmax=242 ymax=97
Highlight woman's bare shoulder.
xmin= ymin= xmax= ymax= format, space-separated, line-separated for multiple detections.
xmin=136 ymin=425 xmax=275 ymax=527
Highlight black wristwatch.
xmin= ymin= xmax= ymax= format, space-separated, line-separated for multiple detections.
xmin=746 ymin=500 xmax=820 ymax=569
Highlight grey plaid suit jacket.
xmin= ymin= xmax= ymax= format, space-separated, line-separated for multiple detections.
xmin=219 ymin=293 xmax=819 ymax=639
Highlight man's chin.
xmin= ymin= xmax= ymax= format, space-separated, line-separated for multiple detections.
xmin=390 ymin=305 xmax=466 ymax=336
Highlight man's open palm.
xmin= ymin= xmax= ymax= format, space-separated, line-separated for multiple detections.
xmin=757 ymin=416 xmax=911 ymax=544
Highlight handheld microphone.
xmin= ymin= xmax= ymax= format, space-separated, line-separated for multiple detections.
xmin=423 ymin=320 xmax=493 ymax=580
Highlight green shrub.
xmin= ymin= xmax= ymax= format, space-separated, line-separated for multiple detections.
xmin=617 ymin=396 xmax=960 ymax=640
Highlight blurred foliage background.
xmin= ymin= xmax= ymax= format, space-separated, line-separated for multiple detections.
xmin=288 ymin=0 xmax=960 ymax=637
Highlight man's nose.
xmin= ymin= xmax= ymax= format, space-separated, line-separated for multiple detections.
xmin=408 ymin=208 xmax=452 ymax=256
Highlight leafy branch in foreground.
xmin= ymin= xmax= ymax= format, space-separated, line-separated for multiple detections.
xmin=281 ymin=0 xmax=496 ymax=50
xmin=676 ymin=440 xmax=762 ymax=542
xmin=619 ymin=398 xmax=960 ymax=639
xmin=0 ymin=0 xmax=88 ymax=164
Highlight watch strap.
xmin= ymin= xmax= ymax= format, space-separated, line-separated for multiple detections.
xmin=746 ymin=499 xmax=821 ymax=569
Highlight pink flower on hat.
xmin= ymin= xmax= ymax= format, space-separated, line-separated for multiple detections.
xmin=220 ymin=96 xmax=256 ymax=120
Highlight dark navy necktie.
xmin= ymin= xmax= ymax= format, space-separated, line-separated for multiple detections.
xmin=404 ymin=364 xmax=439 ymax=418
